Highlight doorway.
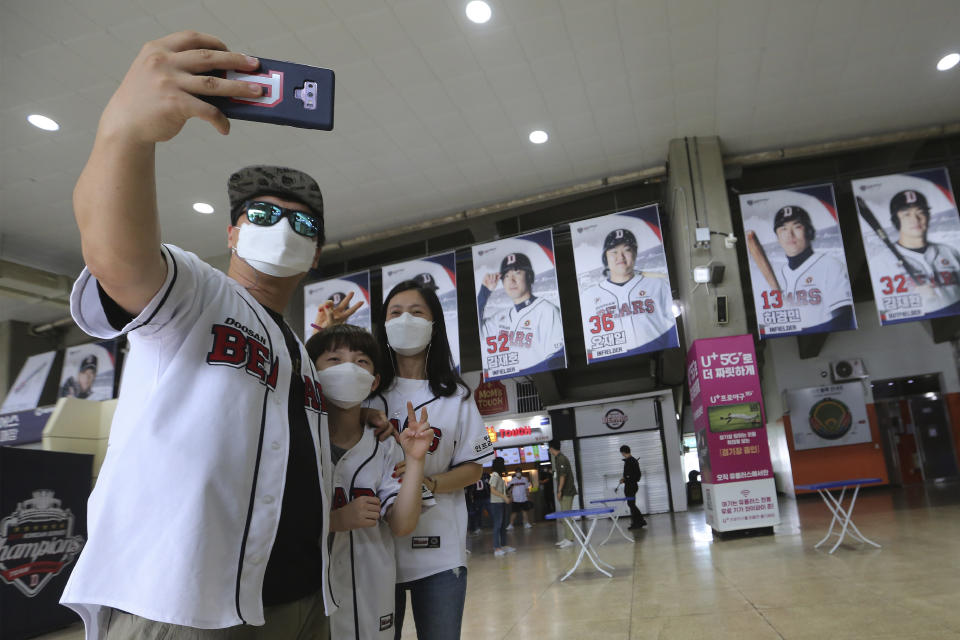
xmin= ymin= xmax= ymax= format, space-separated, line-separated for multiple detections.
xmin=873 ymin=374 xmax=959 ymax=484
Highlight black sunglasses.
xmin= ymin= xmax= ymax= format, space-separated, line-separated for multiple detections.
xmin=243 ymin=201 xmax=322 ymax=240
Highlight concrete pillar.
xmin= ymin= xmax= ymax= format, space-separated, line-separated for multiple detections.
xmin=666 ymin=137 xmax=748 ymax=342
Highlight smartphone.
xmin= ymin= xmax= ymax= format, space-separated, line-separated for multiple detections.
xmin=202 ymin=58 xmax=334 ymax=131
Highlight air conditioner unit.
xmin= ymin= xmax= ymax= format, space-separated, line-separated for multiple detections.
xmin=830 ymin=359 xmax=868 ymax=382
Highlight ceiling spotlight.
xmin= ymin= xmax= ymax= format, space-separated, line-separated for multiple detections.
xmin=671 ymin=301 xmax=683 ymax=318
xmin=27 ymin=114 xmax=60 ymax=131
xmin=465 ymin=1 xmax=491 ymax=24
xmin=937 ymin=52 xmax=959 ymax=71
xmin=528 ymin=130 xmax=548 ymax=144
xmin=193 ymin=202 xmax=215 ymax=214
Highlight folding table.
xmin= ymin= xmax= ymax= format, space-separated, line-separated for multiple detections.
xmin=590 ymin=497 xmax=637 ymax=545
xmin=545 ymin=507 xmax=615 ymax=581
xmin=795 ymin=477 xmax=883 ymax=554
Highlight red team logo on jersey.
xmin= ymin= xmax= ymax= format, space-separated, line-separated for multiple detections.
xmin=332 ymin=487 xmax=376 ymax=509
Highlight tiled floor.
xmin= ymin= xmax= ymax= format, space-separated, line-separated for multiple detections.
xmin=36 ymin=483 xmax=960 ymax=639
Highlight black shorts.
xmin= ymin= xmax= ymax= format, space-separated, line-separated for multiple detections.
xmin=511 ymin=501 xmax=531 ymax=512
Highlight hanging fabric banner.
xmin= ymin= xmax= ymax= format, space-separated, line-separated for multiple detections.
xmin=739 ymin=183 xmax=857 ymax=338
xmin=852 ymin=167 xmax=960 ymax=325
xmin=381 ymin=252 xmax=460 ymax=370
xmin=472 ymin=229 xmax=567 ymax=381
xmin=303 ymin=270 xmax=372 ymax=339
xmin=571 ymin=204 xmax=678 ymax=362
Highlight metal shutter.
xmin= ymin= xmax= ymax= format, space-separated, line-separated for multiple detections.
xmin=576 ymin=431 xmax=670 ymax=515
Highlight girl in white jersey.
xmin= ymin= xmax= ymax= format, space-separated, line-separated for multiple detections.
xmin=372 ymin=280 xmax=494 ymax=640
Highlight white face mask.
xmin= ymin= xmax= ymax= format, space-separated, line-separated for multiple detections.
xmin=235 ymin=221 xmax=316 ymax=277
xmin=385 ymin=312 xmax=434 ymax=356
xmin=315 ymin=362 xmax=376 ymax=410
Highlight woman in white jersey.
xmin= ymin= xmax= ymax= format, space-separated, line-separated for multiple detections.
xmin=372 ymin=280 xmax=494 ymax=639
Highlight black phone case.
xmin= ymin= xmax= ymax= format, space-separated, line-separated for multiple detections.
xmin=202 ymin=58 xmax=334 ymax=131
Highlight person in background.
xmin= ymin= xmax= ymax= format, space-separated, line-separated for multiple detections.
xmin=371 ymin=280 xmax=494 ymax=640
xmin=506 ymin=472 xmax=533 ymax=530
xmin=548 ymin=440 xmax=577 ymax=549
xmin=488 ymin=458 xmax=514 ymax=557
xmin=619 ymin=445 xmax=647 ymax=529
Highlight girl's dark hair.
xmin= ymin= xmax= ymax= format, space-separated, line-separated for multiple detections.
xmin=491 ymin=457 xmax=506 ymax=474
xmin=306 ymin=324 xmax=381 ymax=376
xmin=375 ymin=280 xmax=467 ymax=398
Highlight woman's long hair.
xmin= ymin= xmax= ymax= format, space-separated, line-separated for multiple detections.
xmin=375 ymin=279 xmax=467 ymax=398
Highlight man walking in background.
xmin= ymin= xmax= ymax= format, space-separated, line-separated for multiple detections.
xmin=548 ymin=440 xmax=578 ymax=548
xmin=620 ymin=445 xmax=647 ymax=529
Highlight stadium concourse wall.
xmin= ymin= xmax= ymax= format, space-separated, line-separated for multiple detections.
xmin=764 ymin=302 xmax=960 ymax=495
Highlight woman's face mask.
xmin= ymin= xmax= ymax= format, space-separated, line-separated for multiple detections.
xmin=235 ymin=221 xmax=316 ymax=277
xmin=385 ymin=312 xmax=433 ymax=356
xmin=315 ymin=362 xmax=376 ymax=410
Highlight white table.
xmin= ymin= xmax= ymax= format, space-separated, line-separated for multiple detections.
xmin=796 ymin=478 xmax=883 ymax=554
xmin=545 ymin=507 xmax=616 ymax=581
xmin=590 ymin=497 xmax=637 ymax=546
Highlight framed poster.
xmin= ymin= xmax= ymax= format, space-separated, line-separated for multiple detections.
xmin=785 ymin=383 xmax=871 ymax=450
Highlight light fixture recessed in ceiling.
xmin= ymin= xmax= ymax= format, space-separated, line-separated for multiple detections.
xmin=528 ymin=130 xmax=548 ymax=144
xmin=937 ymin=52 xmax=959 ymax=71
xmin=466 ymin=1 xmax=491 ymax=24
xmin=27 ymin=114 xmax=60 ymax=131
xmin=193 ymin=202 xmax=215 ymax=214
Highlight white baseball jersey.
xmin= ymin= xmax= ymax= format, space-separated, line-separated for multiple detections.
xmin=868 ymin=241 xmax=960 ymax=322
xmin=373 ymin=377 xmax=494 ymax=583
xmin=329 ymin=430 xmax=403 ymax=640
xmin=480 ymin=297 xmax=565 ymax=378
xmin=580 ymin=273 xmax=675 ymax=359
xmin=508 ymin=476 xmax=530 ymax=502
xmin=759 ymin=252 xmax=853 ymax=335
xmin=60 ymin=245 xmax=334 ymax=639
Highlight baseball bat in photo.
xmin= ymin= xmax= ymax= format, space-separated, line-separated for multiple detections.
xmin=746 ymin=231 xmax=781 ymax=291
xmin=855 ymin=196 xmax=924 ymax=283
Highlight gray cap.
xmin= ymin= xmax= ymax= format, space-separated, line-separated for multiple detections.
xmin=227 ymin=165 xmax=325 ymax=244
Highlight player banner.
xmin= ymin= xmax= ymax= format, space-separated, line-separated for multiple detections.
xmin=58 ymin=340 xmax=119 ymax=401
xmin=571 ymin=205 xmax=678 ymax=362
xmin=739 ymin=184 xmax=857 ymax=338
xmin=852 ymin=167 xmax=960 ymax=325
xmin=0 ymin=351 xmax=57 ymax=414
xmin=382 ymin=252 xmax=460 ymax=371
xmin=472 ymin=229 xmax=567 ymax=381
xmin=303 ymin=270 xmax=372 ymax=339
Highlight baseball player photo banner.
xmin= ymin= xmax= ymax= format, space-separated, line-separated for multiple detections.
xmin=571 ymin=205 xmax=679 ymax=363
xmin=58 ymin=341 xmax=119 ymax=401
xmin=381 ymin=252 xmax=460 ymax=371
xmin=739 ymin=184 xmax=857 ymax=339
xmin=472 ymin=229 xmax=567 ymax=381
xmin=303 ymin=270 xmax=372 ymax=340
xmin=851 ymin=167 xmax=960 ymax=326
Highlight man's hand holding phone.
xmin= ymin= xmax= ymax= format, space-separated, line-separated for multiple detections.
xmin=101 ymin=31 xmax=264 ymax=142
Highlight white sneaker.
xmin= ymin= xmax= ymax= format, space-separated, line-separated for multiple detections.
xmin=504 ymin=546 xmax=516 ymax=553
xmin=524 ymin=523 xmax=533 ymax=529
xmin=506 ymin=524 xmax=514 ymax=531
xmin=494 ymin=549 xmax=506 ymax=557
xmin=554 ymin=540 xmax=566 ymax=546
xmin=556 ymin=539 xmax=574 ymax=549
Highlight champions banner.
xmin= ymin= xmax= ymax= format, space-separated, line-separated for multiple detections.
xmin=739 ymin=184 xmax=857 ymax=338
xmin=382 ymin=252 xmax=460 ymax=371
xmin=852 ymin=167 xmax=960 ymax=325
xmin=0 ymin=351 xmax=57 ymax=414
xmin=472 ymin=229 xmax=567 ymax=381
xmin=571 ymin=205 xmax=678 ymax=362
xmin=303 ymin=270 xmax=372 ymax=339
xmin=57 ymin=341 xmax=119 ymax=402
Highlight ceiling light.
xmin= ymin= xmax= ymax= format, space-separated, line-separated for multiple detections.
xmin=465 ymin=1 xmax=491 ymax=23
xmin=193 ymin=202 xmax=215 ymax=214
xmin=528 ymin=130 xmax=548 ymax=144
xmin=937 ymin=53 xmax=959 ymax=71
xmin=27 ymin=114 xmax=60 ymax=131
xmin=671 ymin=301 xmax=683 ymax=318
